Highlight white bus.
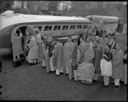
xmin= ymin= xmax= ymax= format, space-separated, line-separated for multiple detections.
xmin=0 ymin=10 xmax=90 ymax=55
xmin=86 ymin=15 xmax=119 ymax=34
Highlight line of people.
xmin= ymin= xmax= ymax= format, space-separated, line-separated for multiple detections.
xmin=11 ymin=27 xmax=127 ymax=87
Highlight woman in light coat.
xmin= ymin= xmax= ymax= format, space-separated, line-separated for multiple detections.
xmin=27 ymin=33 xmax=38 ymax=65
xmin=112 ymin=44 xmax=124 ymax=87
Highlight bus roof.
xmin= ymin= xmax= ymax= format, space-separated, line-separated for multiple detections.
xmin=86 ymin=15 xmax=119 ymax=24
xmin=0 ymin=11 xmax=90 ymax=30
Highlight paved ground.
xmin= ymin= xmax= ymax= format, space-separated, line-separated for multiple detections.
xmin=0 ymin=55 xmax=127 ymax=101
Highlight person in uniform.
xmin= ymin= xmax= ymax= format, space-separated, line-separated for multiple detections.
xmin=100 ymin=44 xmax=113 ymax=86
xmin=112 ymin=44 xmax=124 ymax=87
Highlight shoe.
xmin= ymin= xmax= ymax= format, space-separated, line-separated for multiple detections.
xmin=104 ymin=85 xmax=109 ymax=87
xmin=41 ymin=66 xmax=46 ymax=68
xmin=29 ymin=63 xmax=35 ymax=66
xmin=114 ymin=85 xmax=119 ymax=88
xmin=56 ymin=74 xmax=60 ymax=76
xmin=81 ymin=80 xmax=92 ymax=84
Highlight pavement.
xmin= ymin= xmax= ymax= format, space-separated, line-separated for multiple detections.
xmin=0 ymin=55 xmax=127 ymax=101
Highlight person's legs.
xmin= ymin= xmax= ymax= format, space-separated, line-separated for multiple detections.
xmin=124 ymin=64 xmax=127 ymax=85
xmin=114 ymin=79 xmax=120 ymax=86
xmin=104 ymin=76 xmax=110 ymax=86
xmin=56 ymin=69 xmax=60 ymax=75
xmin=46 ymin=57 xmax=50 ymax=73
xmin=74 ymin=70 xmax=78 ymax=81
xmin=68 ymin=65 xmax=73 ymax=80
xmin=50 ymin=57 xmax=55 ymax=72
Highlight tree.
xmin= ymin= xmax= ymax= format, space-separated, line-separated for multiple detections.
xmin=0 ymin=0 xmax=13 ymax=14
xmin=47 ymin=1 xmax=59 ymax=11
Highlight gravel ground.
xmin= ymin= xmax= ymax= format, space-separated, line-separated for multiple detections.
xmin=0 ymin=56 xmax=127 ymax=101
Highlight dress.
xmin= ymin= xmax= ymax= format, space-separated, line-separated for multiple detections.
xmin=27 ymin=36 xmax=38 ymax=63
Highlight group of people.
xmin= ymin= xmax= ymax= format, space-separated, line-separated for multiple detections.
xmin=11 ymin=26 xmax=127 ymax=87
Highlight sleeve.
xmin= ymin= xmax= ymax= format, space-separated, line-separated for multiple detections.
xmin=28 ymin=39 xmax=34 ymax=49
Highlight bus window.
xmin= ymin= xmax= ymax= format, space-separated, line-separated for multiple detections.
xmin=54 ymin=25 xmax=61 ymax=31
xmin=70 ymin=25 xmax=76 ymax=30
xmin=38 ymin=26 xmax=42 ymax=31
xmin=44 ymin=26 xmax=52 ymax=31
xmin=77 ymin=25 xmax=82 ymax=29
xmin=62 ymin=25 xmax=69 ymax=30
xmin=83 ymin=25 xmax=88 ymax=29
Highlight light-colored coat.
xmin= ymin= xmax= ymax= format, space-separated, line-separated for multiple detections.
xmin=78 ymin=41 xmax=88 ymax=64
xmin=11 ymin=33 xmax=23 ymax=61
xmin=53 ymin=42 xmax=63 ymax=71
xmin=27 ymin=36 xmax=38 ymax=62
xmin=112 ymin=49 xmax=124 ymax=79
xmin=83 ymin=43 xmax=94 ymax=63
xmin=63 ymin=42 xmax=74 ymax=73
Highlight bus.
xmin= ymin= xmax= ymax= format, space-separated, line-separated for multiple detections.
xmin=0 ymin=10 xmax=90 ymax=55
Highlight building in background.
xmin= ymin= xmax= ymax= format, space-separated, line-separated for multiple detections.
xmin=12 ymin=1 xmax=27 ymax=9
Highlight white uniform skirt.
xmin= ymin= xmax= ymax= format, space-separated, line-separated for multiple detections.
xmin=100 ymin=59 xmax=112 ymax=76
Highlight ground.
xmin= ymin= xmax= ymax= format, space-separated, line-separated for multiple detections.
xmin=0 ymin=55 xmax=127 ymax=101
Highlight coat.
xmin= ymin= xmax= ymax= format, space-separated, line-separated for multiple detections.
xmin=11 ymin=34 xmax=23 ymax=61
xmin=112 ymin=49 xmax=124 ymax=79
xmin=71 ymin=43 xmax=78 ymax=67
xmin=83 ymin=43 xmax=94 ymax=63
xmin=63 ymin=42 xmax=74 ymax=70
xmin=53 ymin=42 xmax=63 ymax=70
xmin=36 ymin=34 xmax=43 ymax=59
xmin=39 ymin=42 xmax=46 ymax=60
xmin=99 ymin=37 xmax=109 ymax=55
xmin=27 ymin=36 xmax=38 ymax=61
xmin=78 ymin=41 xmax=88 ymax=64
xmin=93 ymin=44 xmax=102 ymax=73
